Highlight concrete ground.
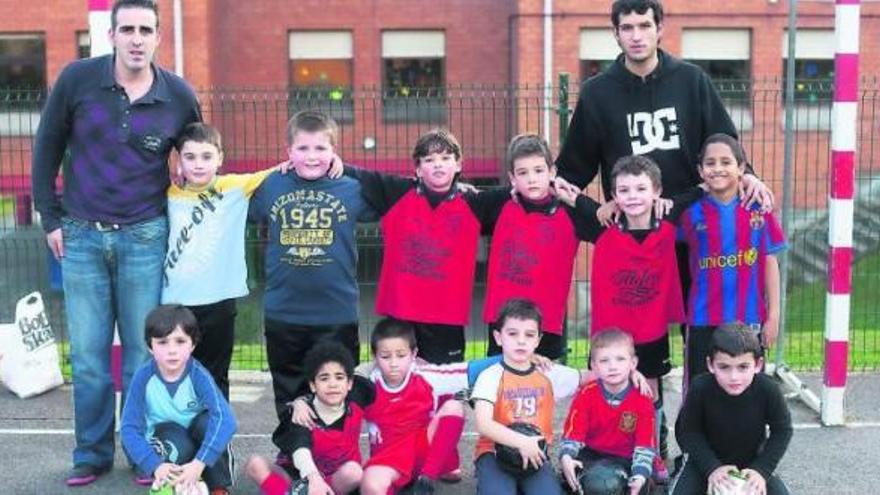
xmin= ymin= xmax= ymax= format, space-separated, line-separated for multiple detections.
xmin=0 ymin=371 xmax=877 ymax=494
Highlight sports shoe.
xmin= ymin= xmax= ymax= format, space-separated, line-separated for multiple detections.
xmin=65 ymin=464 xmax=111 ymax=487
xmin=412 ymin=476 xmax=436 ymax=495
xmin=438 ymin=468 xmax=463 ymax=483
xmin=133 ymin=473 xmax=153 ymax=486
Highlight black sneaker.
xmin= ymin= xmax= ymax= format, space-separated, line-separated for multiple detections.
xmin=412 ymin=476 xmax=436 ymax=495
xmin=65 ymin=464 xmax=111 ymax=487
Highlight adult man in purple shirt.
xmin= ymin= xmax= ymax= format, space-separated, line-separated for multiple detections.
xmin=31 ymin=0 xmax=200 ymax=486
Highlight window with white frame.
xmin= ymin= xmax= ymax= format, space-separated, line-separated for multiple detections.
xmin=77 ymin=31 xmax=90 ymax=59
xmin=782 ymin=29 xmax=833 ymax=130
xmin=289 ymin=31 xmax=354 ymax=122
xmin=579 ymin=28 xmax=618 ymax=82
xmin=0 ymin=33 xmax=45 ymax=136
xmin=382 ymin=30 xmax=446 ymax=123
xmin=682 ymin=28 xmax=752 ymax=130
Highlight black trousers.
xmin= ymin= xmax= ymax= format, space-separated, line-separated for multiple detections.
xmin=671 ymin=456 xmax=789 ymax=495
xmin=263 ymin=318 xmax=359 ymax=419
xmin=486 ymin=323 xmax=564 ymax=360
xmin=412 ymin=321 xmax=465 ymax=364
xmin=188 ymin=298 xmax=237 ymax=399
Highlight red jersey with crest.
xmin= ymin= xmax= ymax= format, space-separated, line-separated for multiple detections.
xmin=590 ymin=221 xmax=685 ymax=343
xmin=377 ymin=189 xmax=480 ymax=325
xmin=562 ymin=381 xmax=656 ymax=459
xmin=483 ymin=202 xmax=580 ymax=333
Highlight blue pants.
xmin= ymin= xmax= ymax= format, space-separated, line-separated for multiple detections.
xmin=152 ymin=411 xmax=235 ymax=489
xmin=61 ymin=216 xmax=167 ymax=468
xmin=475 ymin=453 xmax=563 ymax=495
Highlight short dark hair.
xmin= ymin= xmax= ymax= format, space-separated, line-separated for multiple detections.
xmin=611 ymin=0 xmax=664 ymax=29
xmin=175 ymin=122 xmax=223 ymax=153
xmin=505 ymin=133 xmax=553 ymax=173
xmin=590 ymin=328 xmax=636 ymax=359
xmin=412 ymin=128 xmax=462 ymax=167
xmin=286 ymin=110 xmax=338 ymax=145
xmin=709 ymin=323 xmax=763 ymax=361
xmin=494 ymin=298 xmax=543 ymax=331
xmin=112 ymin=0 xmax=159 ymax=31
xmin=303 ymin=341 xmax=356 ymax=384
xmin=699 ymin=133 xmax=747 ymax=169
xmin=370 ymin=318 xmax=417 ymax=353
xmin=144 ymin=304 xmax=200 ymax=347
xmin=610 ymin=155 xmax=662 ymax=192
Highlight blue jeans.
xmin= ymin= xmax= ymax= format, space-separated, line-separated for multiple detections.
xmin=61 ymin=216 xmax=168 ymax=468
xmin=475 ymin=453 xmax=563 ymax=495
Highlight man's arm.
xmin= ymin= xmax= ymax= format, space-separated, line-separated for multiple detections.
xmin=555 ymin=84 xmax=603 ymax=189
xmin=32 ymin=68 xmax=74 ymax=258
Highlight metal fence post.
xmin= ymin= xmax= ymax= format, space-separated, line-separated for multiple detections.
xmin=557 ymin=72 xmax=573 ymax=364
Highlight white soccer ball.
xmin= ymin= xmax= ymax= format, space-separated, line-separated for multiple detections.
xmin=708 ymin=471 xmax=750 ymax=495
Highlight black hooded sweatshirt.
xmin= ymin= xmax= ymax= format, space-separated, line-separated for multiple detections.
xmin=556 ymin=49 xmax=744 ymax=200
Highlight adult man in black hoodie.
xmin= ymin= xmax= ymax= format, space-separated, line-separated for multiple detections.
xmin=555 ymin=0 xmax=774 ymax=477
xmin=556 ymin=0 xmax=772 ymax=205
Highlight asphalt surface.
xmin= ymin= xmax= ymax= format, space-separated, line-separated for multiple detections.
xmin=0 ymin=371 xmax=878 ymax=494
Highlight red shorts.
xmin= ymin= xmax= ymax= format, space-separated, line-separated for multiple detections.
xmin=365 ymin=429 xmax=429 ymax=489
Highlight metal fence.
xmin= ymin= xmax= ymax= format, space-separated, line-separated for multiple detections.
xmin=1 ymin=76 xmax=878 ymax=373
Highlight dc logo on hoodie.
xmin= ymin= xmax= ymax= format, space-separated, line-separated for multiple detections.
xmin=627 ymin=107 xmax=681 ymax=154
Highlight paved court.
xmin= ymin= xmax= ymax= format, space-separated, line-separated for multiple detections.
xmin=0 ymin=372 xmax=877 ymax=494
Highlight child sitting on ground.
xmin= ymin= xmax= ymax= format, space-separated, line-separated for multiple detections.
xmin=672 ymin=323 xmax=793 ymax=495
xmin=559 ymin=328 xmax=656 ymax=495
xmin=472 ymin=298 xmax=626 ymax=495
xmin=120 ymin=305 xmax=237 ymax=495
xmin=245 ymin=341 xmax=372 ymax=495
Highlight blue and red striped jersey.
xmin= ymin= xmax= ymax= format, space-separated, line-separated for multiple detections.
xmin=679 ymin=196 xmax=786 ymax=325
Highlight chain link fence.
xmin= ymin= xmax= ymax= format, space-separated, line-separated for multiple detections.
xmin=1 ymin=77 xmax=878 ymax=373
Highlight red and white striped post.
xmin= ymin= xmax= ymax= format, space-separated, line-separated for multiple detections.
xmin=823 ymin=0 xmax=860 ymax=426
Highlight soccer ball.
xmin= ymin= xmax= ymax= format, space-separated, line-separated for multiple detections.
xmin=494 ymin=422 xmax=547 ymax=478
xmin=708 ymin=469 xmax=750 ymax=495
xmin=148 ymin=480 xmax=209 ymax=495
xmin=578 ymin=459 xmax=629 ymax=495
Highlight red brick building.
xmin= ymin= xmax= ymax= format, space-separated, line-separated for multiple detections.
xmin=2 ymin=0 xmax=880 ymax=204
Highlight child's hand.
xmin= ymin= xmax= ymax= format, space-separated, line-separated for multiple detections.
xmin=630 ymin=369 xmax=654 ymax=400
xmin=456 ymin=181 xmax=479 ymax=194
xmin=740 ymin=468 xmax=767 ymax=495
xmin=761 ymin=316 xmax=779 ymax=348
xmin=327 ymin=154 xmax=344 ymax=179
xmin=530 ymin=353 xmax=554 ymax=373
xmin=170 ymin=459 xmax=205 ymax=490
xmin=516 ymin=434 xmax=547 ymax=470
xmin=628 ymin=474 xmax=647 ymax=495
xmin=708 ymin=465 xmax=739 ymax=493
xmin=290 ymin=397 xmax=317 ymax=429
xmin=560 ymin=454 xmax=583 ymax=493
xmin=276 ymin=159 xmax=292 ymax=174
xmin=153 ymin=462 xmax=178 ymax=486
xmin=306 ymin=472 xmax=334 ymax=495
xmin=551 ymin=177 xmax=580 ymax=207
xmin=596 ymin=201 xmax=620 ymax=226
xmin=653 ymin=198 xmax=673 ymax=218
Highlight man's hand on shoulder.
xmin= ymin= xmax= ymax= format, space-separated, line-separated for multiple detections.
xmin=740 ymin=174 xmax=774 ymax=212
